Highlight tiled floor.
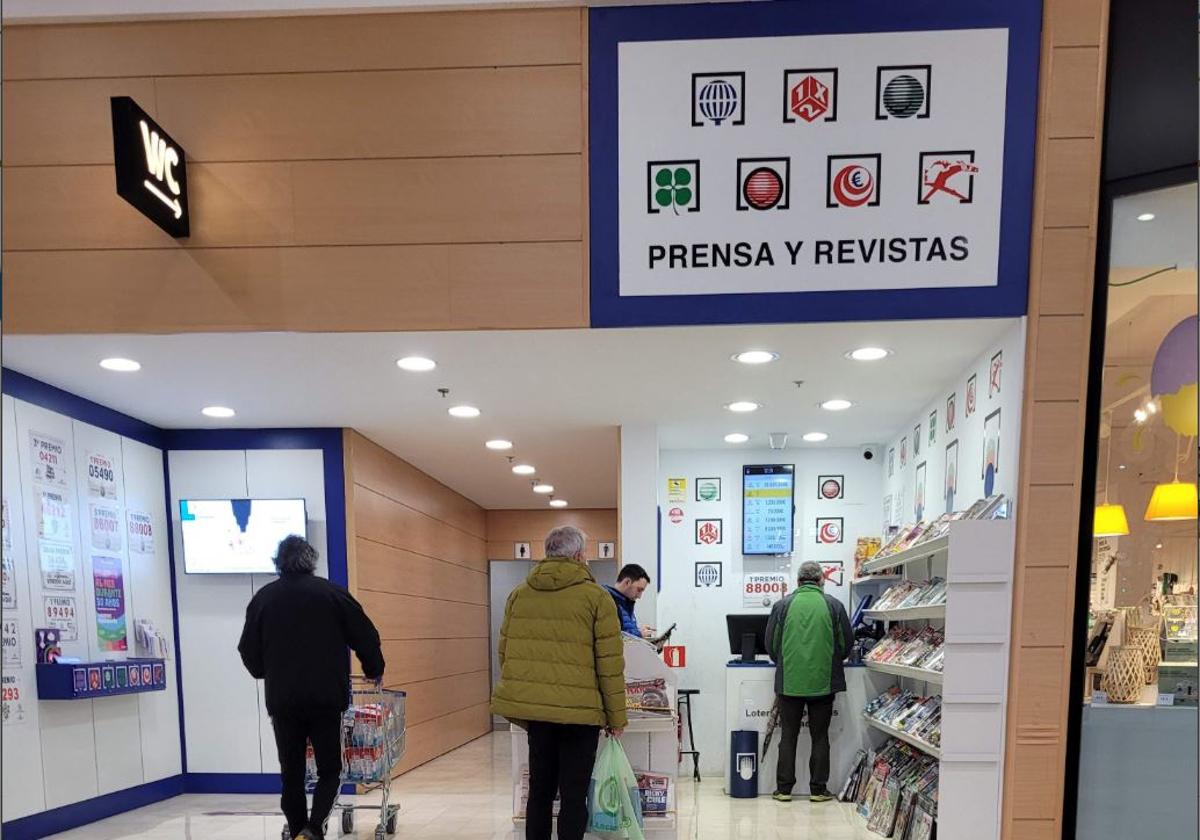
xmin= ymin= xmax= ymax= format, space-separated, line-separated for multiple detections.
xmin=48 ymin=733 xmax=879 ymax=839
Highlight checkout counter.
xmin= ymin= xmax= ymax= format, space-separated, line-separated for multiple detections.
xmin=722 ymin=614 xmax=876 ymax=796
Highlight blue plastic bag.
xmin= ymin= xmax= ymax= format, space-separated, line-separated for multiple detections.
xmin=587 ymin=737 xmax=645 ymax=840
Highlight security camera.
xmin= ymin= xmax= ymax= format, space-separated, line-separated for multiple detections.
xmin=861 ymin=445 xmax=881 ymax=461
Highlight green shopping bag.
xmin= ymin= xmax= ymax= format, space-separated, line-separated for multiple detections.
xmin=587 ymin=737 xmax=645 ymax=840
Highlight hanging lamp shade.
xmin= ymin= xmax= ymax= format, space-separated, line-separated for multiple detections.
xmin=1094 ymin=503 xmax=1131 ymax=537
xmin=1144 ymin=481 xmax=1199 ymax=522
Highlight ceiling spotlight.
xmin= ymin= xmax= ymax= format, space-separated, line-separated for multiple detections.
xmin=732 ymin=350 xmax=779 ymax=365
xmin=1146 ymin=401 xmax=1158 ymax=415
xmin=201 ymin=406 xmax=235 ymax=419
xmin=1155 ymin=542 xmax=1164 ymax=549
xmin=821 ymin=399 xmax=853 ymax=411
xmin=1134 ymin=408 xmax=1148 ymax=423
xmin=724 ymin=433 xmax=750 ymax=444
xmin=1136 ymin=213 xmax=1155 ymax=222
xmin=1118 ymin=464 xmax=1128 ymax=471
xmin=550 ymin=499 xmax=569 ymax=508
xmin=512 ymin=464 xmax=536 ymax=476
xmin=802 ymin=432 xmax=829 ymax=442
xmin=847 ymin=347 xmax=890 ymax=362
xmin=448 ymin=405 xmax=481 ymax=418
xmin=726 ymin=401 xmax=760 ymax=413
xmin=533 ymin=483 xmax=555 ymax=494
xmin=485 ymin=439 xmax=513 ymax=451
xmin=396 ymin=356 xmax=436 ymax=372
xmin=99 ymin=357 xmax=141 ymax=372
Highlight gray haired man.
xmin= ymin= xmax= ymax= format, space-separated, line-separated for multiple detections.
xmin=764 ymin=561 xmax=853 ymax=803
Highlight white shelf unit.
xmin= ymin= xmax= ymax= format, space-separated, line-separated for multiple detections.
xmin=865 ymin=661 xmax=944 ymax=685
xmin=863 ymin=716 xmax=943 ymax=760
xmin=850 ymin=574 xmax=902 ymax=586
xmin=859 ymin=532 xmax=950 ymax=575
xmin=508 ymin=637 xmax=679 ymax=840
xmin=858 ymin=519 xmax=1015 ymax=840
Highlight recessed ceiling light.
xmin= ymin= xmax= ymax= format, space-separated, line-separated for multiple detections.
xmin=513 ymin=464 xmax=536 ymax=476
xmin=1136 ymin=213 xmax=1155 ymax=222
xmin=1118 ymin=464 xmax=1128 ymax=471
xmin=448 ymin=405 xmax=480 ymax=418
xmin=99 ymin=357 xmax=141 ymax=372
xmin=485 ymin=439 xmax=513 ymax=451
xmin=1155 ymin=542 xmax=1164 ymax=549
xmin=396 ymin=356 xmax=436 ymax=372
xmin=724 ymin=433 xmax=750 ymax=444
xmin=847 ymin=347 xmax=891 ymax=362
xmin=550 ymin=499 xmax=569 ymax=508
xmin=802 ymin=432 xmax=829 ymax=442
xmin=726 ymin=401 xmax=760 ymax=413
xmin=821 ymin=399 xmax=853 ymax=411
xmin=732 ymin=350 xmax=779 ymax=365
xmin=533 ymin=483 xmax=555 ymax=494
xmin=201 ymin=406 xmax=235 ymax=419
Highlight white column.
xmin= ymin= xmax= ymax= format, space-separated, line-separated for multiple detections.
xmin=619 ymin=424 xmax=659 ymax=627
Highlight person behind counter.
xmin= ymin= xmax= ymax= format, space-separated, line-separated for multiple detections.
xmin=491 ymin=525 xmax=628 ymax=840
xmin=604 ymin=563 xmax=655 ymax=639
xmin=764 ymin=561 xmax=854 ymax=804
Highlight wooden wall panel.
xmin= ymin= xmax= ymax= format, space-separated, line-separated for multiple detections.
xmin=485 ymin=508 xmax=618 ymax=561
xmin=1002 ymin=0 xmax=1109 ymax=836
xmin=345 ymin=430 xmax=490 ymax=775
xmin=2 ymin=10 xmax=581 ymax=80
xmin=1 ymin=8 xmax=588 ymax=335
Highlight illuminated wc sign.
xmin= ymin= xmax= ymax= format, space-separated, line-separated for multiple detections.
xmin=111 ymin=96 xmax=190 ymax=237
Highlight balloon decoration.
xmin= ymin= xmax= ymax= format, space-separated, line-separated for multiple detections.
xmin=1151 ymin=315 xmax=1198 ymax=437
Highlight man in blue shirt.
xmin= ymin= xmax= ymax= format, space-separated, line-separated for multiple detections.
xmin=604 ymin=564 xmax=654 ymax=639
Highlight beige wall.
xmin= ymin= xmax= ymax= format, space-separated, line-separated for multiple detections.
xmin=343 ymin=430 xmax=490 ymax=774
xmin=1 ymin=9 xmax=588 ymax=333
xmin=485 ymin=508 xmax=618 ymax=562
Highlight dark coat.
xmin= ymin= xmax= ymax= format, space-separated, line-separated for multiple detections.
xmin=238 ymin=572 xmax=384 ymax=716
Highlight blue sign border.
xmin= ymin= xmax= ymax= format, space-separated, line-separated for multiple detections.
xmin=588 ymin=0 xmax=1042 ymax=327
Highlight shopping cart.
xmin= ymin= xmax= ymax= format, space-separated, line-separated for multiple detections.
xmin=282 ymin=677 xmax=407 ymax=840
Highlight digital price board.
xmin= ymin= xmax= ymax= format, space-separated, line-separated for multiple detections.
xmin=742 ymin=464 xmax=795 ymax=555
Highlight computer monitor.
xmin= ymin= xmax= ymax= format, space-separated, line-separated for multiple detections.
xmin=726 ymin=614 xmax=770 ymax=663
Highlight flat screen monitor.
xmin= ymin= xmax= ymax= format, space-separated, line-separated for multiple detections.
xmin=742 ymin=464 xmax=795 ymax=555
xmin=179 ymin=498 xmax=307 ymax=574
xmin=726 ymin=613 xmax=770 ymax=659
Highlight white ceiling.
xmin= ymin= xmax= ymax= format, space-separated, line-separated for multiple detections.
xmin=2 ymin=319 xmax=1017 ymax=509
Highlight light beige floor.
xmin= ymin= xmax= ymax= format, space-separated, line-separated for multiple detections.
xmin=48 ymin=733 xmax=879 ymax=839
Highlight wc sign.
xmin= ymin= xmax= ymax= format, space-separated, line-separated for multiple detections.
xmin=111 ymin=96 xmax=190 ymax=237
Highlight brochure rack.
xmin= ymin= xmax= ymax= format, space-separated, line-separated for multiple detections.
xmin=37 ymin=658 xmax=167 ymax=700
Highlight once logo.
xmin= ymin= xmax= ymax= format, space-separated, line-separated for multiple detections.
xmin=827 ymin=154 xmax=881 ymax=209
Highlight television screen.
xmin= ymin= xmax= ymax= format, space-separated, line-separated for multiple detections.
xmin=179 ymin=498 xmax=307 ymax=574
xmin=742 ymin=464 xmax=795 ymax=555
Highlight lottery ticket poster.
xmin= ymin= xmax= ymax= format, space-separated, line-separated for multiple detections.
xmin=127 ymin=510 xmax=155 ymax=555
xmin=92 ymin=555 xmax=128 ymax=652
xmin=1 ymin=618 xmax=20 ymax=666
xmin=36 ymin=488 xmax=72 ymax=543
xmin=1 ymin=497 xmax=10 ymax=551
xmin=86 ymin=451 xmax=120 ymax=501
xmin=2 ymin=673 xmax=26 ymax=726
xmin=90 ymin=504 xmax=123 ymax=553
xmin=30 ymin=431 xmax=69 ymax=487
xmin=39 ymin=540 xmax=76 ymax=590
xmin=43 ymin=595 xmax=79 ymax=640
xmin=1 ymin=551 xmax=16 ymax=610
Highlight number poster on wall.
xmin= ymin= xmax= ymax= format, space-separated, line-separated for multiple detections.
xmin=127 ymin=510 xmax=155 ymax=554
xmin=30 ymin=431 xmax=69 ymax=486
xmin=1 ymin=618 xmax=20 ymax=666
xmin=2 ymin=673 xmax=26 ymax=726
xmin=43 ymin=595 xmax=79 ymax=640
xmin=743 ymin=572 xmax=790 ymax=608
xmin=90 ymin=504 xmax=123 ymax=552
xmin=36 ymin=488 xmax=71 ymax=543
xmin=39 ymin=540 xmax=75 ymax=590
xmin=86 ymin=451 xmax=120 ymax=500
xmin=1 ymin=551 xmax=16 ymax=611
xmin=588 ymin=0 xmax=1040 ymax=326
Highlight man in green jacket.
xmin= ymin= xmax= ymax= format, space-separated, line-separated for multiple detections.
xmin=765 ymin=561 xmax=854 ymax=803
xmin=492 ymin=525 xmax=628 ymax=840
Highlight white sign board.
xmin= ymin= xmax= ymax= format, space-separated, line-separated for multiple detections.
xmin=86 ymin=451 xmax=120 ymax=500
xmin=127 ymin=510 xmax=155 ymax=554
xmin=39 ymin=541 xmax=76 ymax=591
xmin=43 ymin=595 xmax=79 ymax=640
xmin=616 ymin=29 xmax=1008 ymax=297
xmin=742 ymin=572 xmax=790 ymax=608
xmin=514 ymin=542 xmax=531 ymax=560
xmin=89 ymin=504 xmax=123 ymax=552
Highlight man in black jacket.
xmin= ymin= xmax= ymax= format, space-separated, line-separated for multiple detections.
xmin=238 ymin=535 xmax=385 ymax=840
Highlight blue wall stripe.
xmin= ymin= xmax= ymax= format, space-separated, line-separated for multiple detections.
xmin=1 ymin=368 xmax=166 ymax=448
xmin=0 ymin=776 xmax=185 ymax=840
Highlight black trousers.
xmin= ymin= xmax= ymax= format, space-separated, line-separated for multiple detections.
xmin=526 ymin=721 xmax=601 ymax=840
xmin=776 ymin=694 xmax=835 ymax=796
xmin=272 ymin=711 xmax=343 ymax=838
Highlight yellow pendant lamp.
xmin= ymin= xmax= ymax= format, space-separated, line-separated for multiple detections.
xmin=1145 ymin=433 xmax=1198 ymax=522
xmin=1094 ymin=412 xmax=1130 ymax=536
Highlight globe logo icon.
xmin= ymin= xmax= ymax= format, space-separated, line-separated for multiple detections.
xmin=882 ymin=74 xmax=925 ymax=118
xmin=698 ymin=79 xmax=739 ymax=125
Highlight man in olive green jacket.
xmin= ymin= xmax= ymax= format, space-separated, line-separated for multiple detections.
xmin=492 ymin=525 xmax=627 ymax=840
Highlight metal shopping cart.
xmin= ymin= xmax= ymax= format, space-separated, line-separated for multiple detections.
xmin=282 ymin=677 xmax=407 ymax=840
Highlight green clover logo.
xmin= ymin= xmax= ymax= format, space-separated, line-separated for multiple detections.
xmin=655 ymin=166 xmax=694 ymax=214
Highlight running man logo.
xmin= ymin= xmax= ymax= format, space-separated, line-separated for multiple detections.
xmin=111 ymin=96 xmax=190 ymax=237
xmin=919 ymin=151 xmax=978 ymax=204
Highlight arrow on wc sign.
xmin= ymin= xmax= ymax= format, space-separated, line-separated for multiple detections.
xmin=143 ymin=179 xmax=183 ymax=219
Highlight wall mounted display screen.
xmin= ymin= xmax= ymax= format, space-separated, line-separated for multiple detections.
xmin=179 ymin=498 xmax=306 ymax=574
xmin=743 ymin=465 xmax=795 ymax=555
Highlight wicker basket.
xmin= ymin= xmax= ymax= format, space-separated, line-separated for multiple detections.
xmin=1100 ymin=645 xmax=1146 ymax=703
xmin=1131 ymin=621 xmax=1162 ymax=684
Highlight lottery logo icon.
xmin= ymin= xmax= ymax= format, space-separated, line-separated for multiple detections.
xmin=816 ymin=517 xmax=844 ymax=544
xmin=647 ymin=160 xmax=700 ymax=215
xmin=692 ymin=72 xmax=745 ymax=127
xmin=827 ymin=155 xmax=881 ymax=208
xmin=919 ymin=151 xmax=977 ymax=204
xmin=668 ymin=507 xmax=684 ymax=524
xmin=876 ymin=65 xmax=931 ymax=119
xmin=696 ymin=519 xmax=723 ymax=545
xmin=695 ymin=562 xmax=723 ymax=587
xmin=783 ymin=68 xmax=838 ymax=123
xmin=818 ymin=475 xmax=844 ymax=500
xmin=737 ymin=158 xmax=790 ymax=211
